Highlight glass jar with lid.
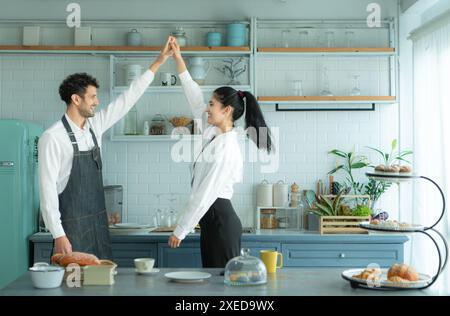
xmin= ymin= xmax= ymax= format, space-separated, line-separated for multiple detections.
xmin=171 ymin=27 xmax=187 ymax=47
xmin=224 ymin=249 xmax=267 ymax=286
xmin=260 ymin=209 xmax=278 ymax=229
xmin=123 ymin=107 xmax=138 ymax=135
xmin=150 ymin=114 xmax=166 ymax=135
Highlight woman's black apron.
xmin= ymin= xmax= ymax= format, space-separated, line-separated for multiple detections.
xmin=56 ymin=115 xmax=112 ymax=260
xmin=199 ymin=198 xmax=242 ymax=268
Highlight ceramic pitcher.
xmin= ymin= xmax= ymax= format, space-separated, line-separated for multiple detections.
xmin=189 ymin=57 xmax=210 ymax=85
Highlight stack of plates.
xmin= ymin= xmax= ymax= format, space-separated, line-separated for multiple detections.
xmin=109 ymin=223 xmax=156 ymax=234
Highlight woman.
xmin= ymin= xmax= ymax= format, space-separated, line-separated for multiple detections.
xmin=168 ymin=37 xmax=273 ymax=268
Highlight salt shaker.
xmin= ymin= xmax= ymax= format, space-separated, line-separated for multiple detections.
xmin=142 ymin=121 xmax=149 ymax=135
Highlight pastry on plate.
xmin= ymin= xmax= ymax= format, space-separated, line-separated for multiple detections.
xmin=352 ymin=268 xmax=382 ymax=280
xmin=387 ymin=263 xmax=419 ymax=282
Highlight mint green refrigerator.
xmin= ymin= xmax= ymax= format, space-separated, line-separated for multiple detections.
xmin=0 ymin=120 xmax=43 ymax=289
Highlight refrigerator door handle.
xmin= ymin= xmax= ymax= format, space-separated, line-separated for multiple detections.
xmin=0 ymin=161 xmax=14 ymax=167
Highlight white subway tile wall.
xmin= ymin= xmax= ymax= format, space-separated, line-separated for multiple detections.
xmin=0 ymin=54 xmax=400 ymax=227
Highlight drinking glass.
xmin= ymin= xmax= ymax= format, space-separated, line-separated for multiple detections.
xmin=345 ymin=31 xmax=355 ymax=48
xmin=350 ymin=75 xmax=361 ymax=96
xmin=298 ymin=31 xmax=309 ymax=48
xmin=325 ymin=31 xmax=335 ymax=48
xmin=320 ymin=67 xmax=333 ymax=96
xmin=292 ymin=80 xmax=303 ymax=96
xmin=281 ymin=30 xmax=291 ymax=48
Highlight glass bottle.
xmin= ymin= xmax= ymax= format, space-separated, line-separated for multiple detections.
xmin=123 ymin=107 xmax=137 ymax=135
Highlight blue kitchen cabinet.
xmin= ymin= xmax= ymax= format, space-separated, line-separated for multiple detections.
xmin=158 ymin=242 xmax=202 ymax=268
xmin=158 ymin=241 xmax=282 ymax=268
xmin=112 ymin=243 xmax=158 ymax=267
xmin=282 ymin=238 xmax=406 ymax=268
xmin=242 ymin=242 xmax=281 ymax=257
xmin=29 ymin=233 xmax=409 ymax=269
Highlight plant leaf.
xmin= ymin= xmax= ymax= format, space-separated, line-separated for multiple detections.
xmin=329 ymin=149 xmax=347 ymax=158
xmin=320 ymin=196 xmax=334 ymax=210
xmin=391 ymin=139 xmax=398 ymax=151
xmin=396 ymin=157 xmax=412 ymax=164
xmin=328 ymin=165 xmax=343 ymax=175
xmin=351 ymin=162 xmax=368 ymax=169
xmin=315 ymin=204 xmax=332 ymax=216
xmin=366 ymin=146 xmax=385 ymax=159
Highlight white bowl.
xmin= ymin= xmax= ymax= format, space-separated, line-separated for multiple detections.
xmin=29 ymin=262 xmax=65 ymax=289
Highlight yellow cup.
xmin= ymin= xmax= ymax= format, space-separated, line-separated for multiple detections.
xmin=260 ymin=250 xmax=283 ymax=273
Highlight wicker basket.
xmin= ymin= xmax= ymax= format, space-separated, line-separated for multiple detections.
xmin=319 ymin=216 xmax=370 ymax=234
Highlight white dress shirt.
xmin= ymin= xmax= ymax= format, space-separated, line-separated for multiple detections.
xmin=173 ymin=71 xmax=244 ymax=240
xmin=39 ymin=70 xmax=155 ymax=239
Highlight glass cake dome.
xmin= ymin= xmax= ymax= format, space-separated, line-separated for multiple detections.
xmin=224 ymin=249 xmax=267 ymax=286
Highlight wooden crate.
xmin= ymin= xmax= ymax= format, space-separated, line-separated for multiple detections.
xmin=319 ymin=216 xmax=370 ymax=234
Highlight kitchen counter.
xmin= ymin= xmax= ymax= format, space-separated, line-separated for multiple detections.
xmin=30 ymin=231 xmax=409 ymax=269
xmin=0 ymin=268 xmax=442 ymax=296
xmin=31 ymin=229 xmax=409 ymax=242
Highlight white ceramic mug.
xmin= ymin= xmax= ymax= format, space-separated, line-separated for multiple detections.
xmin=134 ymin=258 xmax=155 ymax=272
xmin=160 ymin=72 xmax=177 ymax=86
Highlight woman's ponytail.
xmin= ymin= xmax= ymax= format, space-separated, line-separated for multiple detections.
xmin=213 ymin=87 xmax=273 ymax=154
xmin=242 ymin=91 xmax=273 ymax=154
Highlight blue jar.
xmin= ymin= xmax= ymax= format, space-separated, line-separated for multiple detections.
xmin=127 ymin=29 xmax=142 ymax=46
xmin=226 ymin=22 xmax=246 ymax=46
xmin=206 ymin=32 xmax=222 ymax=47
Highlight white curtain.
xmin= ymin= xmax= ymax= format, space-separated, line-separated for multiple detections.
xmin=411 ymin=16 xmax=450 ymax=294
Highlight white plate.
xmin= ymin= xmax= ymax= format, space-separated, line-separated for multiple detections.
xmin=112 ymin=223 xmax=153 ymax=229
xmin=164 ymin=271 xmax=212 ymax=283
xmin=135 ymin=268 xmax=160 ymax=275
xmin=360 ymin=222 xmax=425 ymax=232
xmin=342 ymin=268 xmax=432 ymax=289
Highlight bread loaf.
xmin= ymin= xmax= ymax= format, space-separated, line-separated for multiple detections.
xmin=51 ymin=252 xmax=101 ymax=267
xmin=51 ymin=253 xmax=65 ymax=265
xmin=387 ymin=263 xmax=418 ymax=282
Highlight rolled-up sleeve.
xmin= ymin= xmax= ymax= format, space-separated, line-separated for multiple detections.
xmin=94 ymin=69 xmax=155 ymax=133
xmin=38 ymin=133 xmax=66 ymax=239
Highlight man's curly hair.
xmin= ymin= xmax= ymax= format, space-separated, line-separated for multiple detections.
xmin=59 ymin=73 xmax=99 ymax=105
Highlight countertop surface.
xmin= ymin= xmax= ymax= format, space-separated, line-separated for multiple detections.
xmin=1 ymin=268 xmax=443 ymax=296
xmin=30 ymin=230 xmax=410 ymax=243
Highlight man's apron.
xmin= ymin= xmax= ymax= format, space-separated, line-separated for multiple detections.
xmin=56 ymin=115 xmax=112 ymax=259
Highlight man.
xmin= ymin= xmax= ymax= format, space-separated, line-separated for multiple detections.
xmin=39 ymin=38 xmax=173 ymax=259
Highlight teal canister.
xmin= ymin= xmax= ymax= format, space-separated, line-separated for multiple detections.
xmin=226 ymin=22 xmax=246 ymax=46
xmin=206 ymin=32 xmax=222 ymax=47
xmin=127 ymin=29 xmax=142 ymax=46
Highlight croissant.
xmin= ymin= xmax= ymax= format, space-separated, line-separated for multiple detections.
xmin=387 ymin=263 xmax=419 ymax=281
xmin=51 ymin=252 xmax=101 ymax=267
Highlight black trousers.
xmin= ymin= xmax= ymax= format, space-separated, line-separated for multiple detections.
xmin=199 ymin=198 xmax=242 ymax=268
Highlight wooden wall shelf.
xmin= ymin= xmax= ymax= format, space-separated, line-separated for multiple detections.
xmin=0 ymin=45 xmax=250 ymax=53
xmin=258 ymin=96 xmax=396 ymax=102
xmin=257 ymin=47 xmax=395 ymax=53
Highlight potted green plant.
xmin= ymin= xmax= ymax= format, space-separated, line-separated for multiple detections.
xmin=309 ymin=190 xmax=371 ymax=234
xmin=328 ymin=139 xmax=413 ymax=213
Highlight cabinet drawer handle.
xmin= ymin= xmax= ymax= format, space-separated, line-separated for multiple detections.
xmin=0 ymin=161 xmax=14 ymax=167
xmin=339 ymin=253 xmax=346 ymax=258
